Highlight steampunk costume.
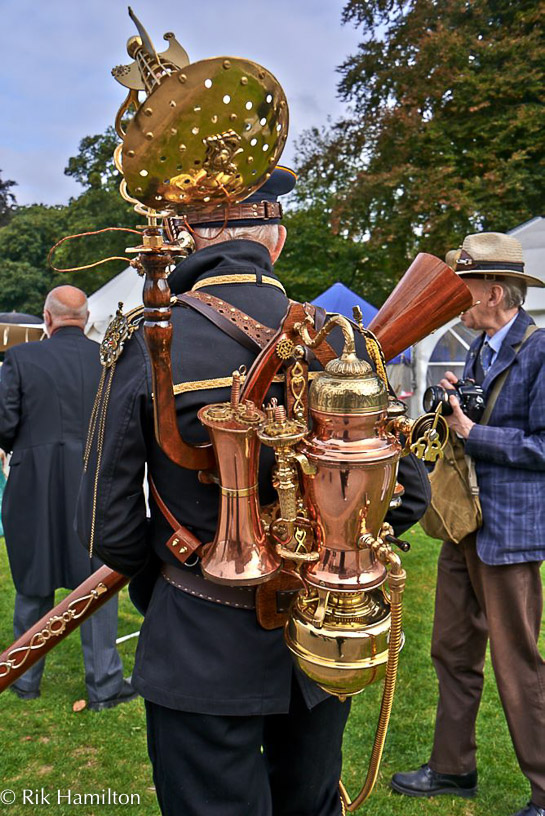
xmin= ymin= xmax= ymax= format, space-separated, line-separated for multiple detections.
xmin=76 ymin=185 xmax=431 ymax=814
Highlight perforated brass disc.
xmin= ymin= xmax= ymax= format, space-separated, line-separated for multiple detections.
xmin=122 ymin=57 xmax=289 ymax=213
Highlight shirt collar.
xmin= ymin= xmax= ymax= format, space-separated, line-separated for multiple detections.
xmin=485 ymin=312 xmax=519 ymax=355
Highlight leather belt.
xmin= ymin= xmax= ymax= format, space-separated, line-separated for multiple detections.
xmin=161 ymin=563 xmax=298 ymax=613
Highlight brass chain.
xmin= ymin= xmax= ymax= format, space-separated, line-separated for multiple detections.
xmin=88 ymin=365 xmax=116 ymax=558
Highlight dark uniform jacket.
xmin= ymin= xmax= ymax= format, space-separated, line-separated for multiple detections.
xmin=77 ymin=239 xmax=430 ymax=715
xmin=0 ymin=326 xmax=105 ymax=596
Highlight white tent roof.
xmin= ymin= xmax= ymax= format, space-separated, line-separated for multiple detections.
xmin=509 ymin=216 xmax=545 ymax=314
xmin=85 ymin=267 xmax=143 ymax=342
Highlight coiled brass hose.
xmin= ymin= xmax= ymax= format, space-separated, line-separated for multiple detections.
xmin=339 ymin=560 xmax=406 ymax=812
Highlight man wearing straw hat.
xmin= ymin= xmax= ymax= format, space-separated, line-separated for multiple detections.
xmin=392 ymin=232 xmax=545 ymax=816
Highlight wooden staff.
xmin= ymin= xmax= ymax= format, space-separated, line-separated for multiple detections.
xmin=0 ymin=567 xmax=128 ymax=694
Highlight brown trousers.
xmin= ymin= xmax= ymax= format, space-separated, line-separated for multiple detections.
xmin=429 ymin=536 xmax=545 ymax=807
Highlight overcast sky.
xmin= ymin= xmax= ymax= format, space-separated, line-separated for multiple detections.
xmin=0 ymin=0 xmax=362 ymax=207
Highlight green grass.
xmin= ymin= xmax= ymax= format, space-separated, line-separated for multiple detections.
xmin=0 ymin=529 xmax=543 ymax=815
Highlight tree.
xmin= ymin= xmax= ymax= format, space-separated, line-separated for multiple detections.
xmin=276 ymin=205 xmax=379 ymax=304
xmin=59 ymin=127 xmax=140 ymax=293
xmin=0 ymin=171 xmax=17 ymax=227
xmin=296 ymin=0 xmax=545 ymax=294
xmin=0 ymin=129 xmax=139 ymax=314
xmin=0 ymin=205 xmax=67 ymax=315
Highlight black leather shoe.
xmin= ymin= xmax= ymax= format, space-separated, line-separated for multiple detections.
xmin=511 ymin=804 xmax=545 ymax=816
xmin=10 ymin=684 xmax=41 ymax=700
xmin=87 ymin=679 xmax=138 ymax=712
xmin=391 ymin=763 xmax=478 ymax=798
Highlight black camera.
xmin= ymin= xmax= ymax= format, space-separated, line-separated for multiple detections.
xmin=423 ymin=378 xmax=485 ymax=422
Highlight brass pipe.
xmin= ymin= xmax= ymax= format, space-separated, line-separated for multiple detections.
xmin=295 ymin=314 xmax=356 ymax=358
xmin=339 ymin=560 xmax=406 ymax=812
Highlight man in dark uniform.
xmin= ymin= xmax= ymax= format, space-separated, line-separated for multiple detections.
xmin=0 ymin=285 xmax=136 ymax=710
xmin=77 ymin=168 xmax=431 ymax=815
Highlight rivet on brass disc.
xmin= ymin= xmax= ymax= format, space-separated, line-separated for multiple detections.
xmin=259 ymin=70 xmax=266 ymax=79
xmin=179 ymin=144 xmax=186 ymax=152
xmin=230 ymin=113 xmax=237 ymax=121
xmin=127 ymin=150 xmax=135 ymax=158
xmin=178 ymin=73 xmax=187 ymax=83
xmin=170 ymin=128 xmax=177 ymax=135
xmin=247 ymin=156 xmax=254 ymax=164
xmin=223 ymin=60 xmax=231 ymax=69
xmin=135 ymin=186 xmax=143 ymax=193
xmin=240 ymin=76 xmax=248 ymax=85
xmin=144 ymin=107 xmax=153 ymax=117
xmin=170 ymin=100 xmax=177 ymax=108
xmin=145 ymin=132 xmax=154 ymax=140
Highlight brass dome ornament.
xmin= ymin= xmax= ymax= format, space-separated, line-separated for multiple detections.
xmin=112 ymin=8 xmax=289 ymax=216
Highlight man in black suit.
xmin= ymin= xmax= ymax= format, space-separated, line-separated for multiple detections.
xmin=77 ymin=167 xmax=431 ymax=814
xmin=0 ymin=285 xmax=136 ymax=710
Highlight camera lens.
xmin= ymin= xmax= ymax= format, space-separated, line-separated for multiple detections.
xmin=423 ymin=385 xmax=454 ymax=416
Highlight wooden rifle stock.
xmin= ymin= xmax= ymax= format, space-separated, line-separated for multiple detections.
xmin=368 ymin=253 xmax=473 ymax=362
xmin=0 ymin=567 xmax=128 ymax=694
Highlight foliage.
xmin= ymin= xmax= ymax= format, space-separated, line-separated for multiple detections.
xmin=276 ymin=205 xmax=382 ymax=305
xmin=0 ymin=129 xmax=138 ymax=314
xmin=0 ymin=171 xmax=17 ymax=228
xmin=0 ymin=206 xmax=68 ymax=316
xmin=296 ymin=0 xmax=545 ymax=288
xmin=0 ymin=531 xmax=542 ymax=815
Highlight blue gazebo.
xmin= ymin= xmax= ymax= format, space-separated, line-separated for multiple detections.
xmin=312 ymin=282 xmax=411 ymax=365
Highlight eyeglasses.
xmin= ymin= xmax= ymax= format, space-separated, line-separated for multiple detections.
xmin=459 ymin=300 xmax=481 ymax=317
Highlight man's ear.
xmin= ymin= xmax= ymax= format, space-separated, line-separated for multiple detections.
xmin=270 ymin=225 xmax=287 ymax=264
xmin=489 ymin=283 xmax=505 ymax=307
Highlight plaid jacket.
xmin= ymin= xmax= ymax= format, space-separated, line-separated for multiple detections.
xmin=464 ymin=309 xmax=545 ymax=565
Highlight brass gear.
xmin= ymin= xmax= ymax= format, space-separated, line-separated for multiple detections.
xmin=276 ymin=338 xmax=295 ymax=360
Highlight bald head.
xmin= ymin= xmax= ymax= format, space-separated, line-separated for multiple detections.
xmin=43 ymin=286 xmax=89 ymax=337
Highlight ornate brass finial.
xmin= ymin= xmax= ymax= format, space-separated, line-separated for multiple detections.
xmin=112 ymin=9 xmax=289 ymax=218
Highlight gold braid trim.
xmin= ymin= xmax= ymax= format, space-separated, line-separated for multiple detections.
xmin=172 ymin=371 xmax=321 ymax=396
xmin=191 ymin=274 xmax=286 ymax=294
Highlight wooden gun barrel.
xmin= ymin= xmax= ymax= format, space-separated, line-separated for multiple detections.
xmin=369 ymin=253 xmax=473 ymax=362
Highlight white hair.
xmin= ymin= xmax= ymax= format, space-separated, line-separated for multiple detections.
xmin=194 ymin=224 xmax=280 ymax=252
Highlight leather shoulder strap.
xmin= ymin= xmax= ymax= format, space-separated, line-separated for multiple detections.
xmin=177 ymin=292 xmax=275 ymax=353
xmin=149 ymin=476 xmax=202 ymax=565
xmin=480 ymin=324 xmax=539 ymax=426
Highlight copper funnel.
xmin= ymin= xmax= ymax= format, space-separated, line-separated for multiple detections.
xmin=198 ymin=400 xmax=281 ymax=586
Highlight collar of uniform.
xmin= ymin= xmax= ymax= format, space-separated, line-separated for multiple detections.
xmin=167 ymin=239 xmax=275 ymax=295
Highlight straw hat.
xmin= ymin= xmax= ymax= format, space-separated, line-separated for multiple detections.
xmin=445 ymin=248 xmax=461 ymax=270
xmin=455 ymin=232 xmax=544 ymax=288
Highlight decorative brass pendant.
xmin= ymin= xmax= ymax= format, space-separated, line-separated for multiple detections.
xmin=99 ymin=303 xmax=140 ymax=368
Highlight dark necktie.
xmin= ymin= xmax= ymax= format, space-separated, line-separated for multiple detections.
xmin=480 ymin=341 xmax=493 ymax=374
